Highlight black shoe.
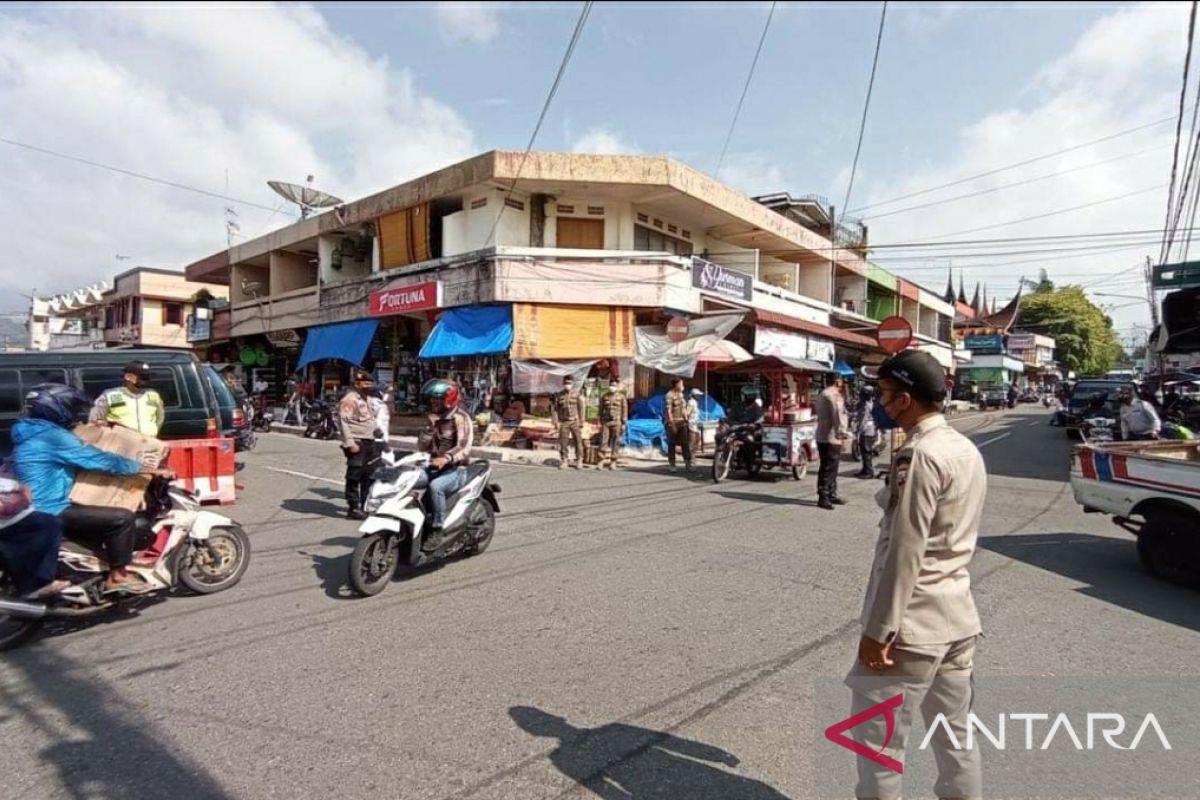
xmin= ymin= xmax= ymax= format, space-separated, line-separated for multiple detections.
xmin=425 ymin=525 xmax=446 ymax=549
xmin=817 ymin=498 xmax=835 ymax=511
xmin=831 ymin=496 xmax=848 ymax=506
xmin=347 ymin=508 xmax=367 ymax=521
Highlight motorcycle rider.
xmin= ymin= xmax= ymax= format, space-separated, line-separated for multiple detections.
xmin=88 ymin=361 xmax=165 ymax=438
xmin=854 ymin=385 xmax=879 ymax=479
xmin=0 ymin=476 xmax=68 ymax=599
xmin=13 ymin=384 xmax=162 ymax=594
xmin=419 ymin=379 xmax=474 ymax=546
xmin=338 ymin=371 xmax=380 ymax=520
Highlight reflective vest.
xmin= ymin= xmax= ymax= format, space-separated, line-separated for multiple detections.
xmin=102 ymin=388 xmax=164 ymax=437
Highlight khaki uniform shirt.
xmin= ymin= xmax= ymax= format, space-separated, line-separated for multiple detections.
xmin=551 ymin=389 xmax=586 ymax=425
xmin=860 ymin=414 xmax=987 ymax=652
xmin=337 ymin=391 xmax=377 ymax=447
xmin=600 ymin=391 xmax=627 ymax=425
xmin=814 ymin=387 xmax=849 ymax=445
xmin=663 ymin=390 xmax=686 ymax=426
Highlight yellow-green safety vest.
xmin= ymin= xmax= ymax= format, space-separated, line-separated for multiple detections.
xmin=103 ymin=388 xmax=164 ymax=438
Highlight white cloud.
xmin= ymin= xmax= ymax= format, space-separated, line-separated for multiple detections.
xmin=853 ymin=2 xmax=1189 ymax=331
xmin=0 ymin=4 xmax=476 ymax=309
xmin=571 ymin=128 xmax=640 ymax=155
xmin=715 ymin=153 xmax=789 ymax=196
xmin=434 ymin=2 xmax=505 ymax=45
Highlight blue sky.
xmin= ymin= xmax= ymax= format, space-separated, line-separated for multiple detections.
xmin=0 ymin=2 xmax=1188 ymax=336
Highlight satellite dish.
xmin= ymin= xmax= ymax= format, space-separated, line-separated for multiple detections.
xmin=267 ymin=177 xmax=343 ymax=219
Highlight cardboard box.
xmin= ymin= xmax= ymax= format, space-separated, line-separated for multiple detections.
xmin=69 ymin=425 xmax=170 ymax=512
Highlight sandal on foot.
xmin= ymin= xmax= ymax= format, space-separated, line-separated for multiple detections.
xmin=23 ymin=579 xmax=71 ymax=600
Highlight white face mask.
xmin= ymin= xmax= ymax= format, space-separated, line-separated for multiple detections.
xmin=609 ymin=386 xmax=620 ymax=392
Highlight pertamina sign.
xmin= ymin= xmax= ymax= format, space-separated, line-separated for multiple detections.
xmin=370 ymin=280 xmax=443 ymax=317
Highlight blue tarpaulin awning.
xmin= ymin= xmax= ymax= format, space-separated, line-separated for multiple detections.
xmin=834 ymin=359 xmax=856 ymax=377
xmin=296 ymin=319 xmax=380 ymax=371
xmin=420 ymin=305 xmax=513 ymax=359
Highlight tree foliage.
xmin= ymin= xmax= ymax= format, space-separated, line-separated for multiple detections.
xmin=1015 ymin=286 xmax=1122 ymax=375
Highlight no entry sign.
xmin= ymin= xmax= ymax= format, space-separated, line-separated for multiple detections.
xmin=666 ymin=316 xmax=690 ymax=343
xmin=876 ymin=315 xmax=913 ymax=354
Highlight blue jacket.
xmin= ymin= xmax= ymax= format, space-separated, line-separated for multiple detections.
xmin=10 ymin=419 xmax=142 ymax=515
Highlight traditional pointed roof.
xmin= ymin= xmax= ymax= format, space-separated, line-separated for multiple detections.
xmin=944 ymin=267 xmax=956 ymax=304
xmin=970 ymin=282 xmax=981 ymax=312
xmin=957 ymin=273 xmax=968 ymax=305
xmin=981 ymin=284 xmax=989 ymax=316
xmin=954 ymin=282 xmax=1025 ymax=335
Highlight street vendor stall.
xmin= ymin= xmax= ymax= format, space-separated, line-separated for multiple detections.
xmin=709 ymin=356 xmax=830 ymax=482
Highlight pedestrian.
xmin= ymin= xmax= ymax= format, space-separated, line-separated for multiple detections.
xmin=844 ymin=349 xmax=987 ymax=800
xmin=814 ymin=374 xmax=850 ymax=510
xmin=599 ymin=380 xmax=627 ymax=470
xmin=686 ymin=388 xmax=703 ymax=457
xmin=88 ymin=361 xmax=166 ymax=438
xmin=285 ymin=376 xmax=304 ymax=426
xmin=1119 ymin=384 xmax=1161 ymax=441
xmin=551 ymin=376 xmax=586 ymax=470
xmin=337 ymin=370 xmax=380 ymax=520
xmin=854 ymin=385 xmax=879 ymax=479
xmin=663 ymin=378 xmax=692 ymax=473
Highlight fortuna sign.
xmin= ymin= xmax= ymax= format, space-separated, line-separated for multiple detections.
xmin=370 ymin=280 xmax=443 ymax=316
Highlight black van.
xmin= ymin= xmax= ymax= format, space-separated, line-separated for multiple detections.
xmin=0 ymin=348 xmax=222 ymax=452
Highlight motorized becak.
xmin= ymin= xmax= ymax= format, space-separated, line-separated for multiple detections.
xmin=303 ymin=400 xmax=338 ymax=440
xmin=348 ymin=449 xmax=500 ymax=597
xmin=0 ymin=477 xmax=251 ymax=650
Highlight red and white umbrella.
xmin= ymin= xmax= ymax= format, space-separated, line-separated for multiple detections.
xmin=696 ymin=339 xmax=753 ymax=364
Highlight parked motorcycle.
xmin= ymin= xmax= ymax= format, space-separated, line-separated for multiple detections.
xmin=0 ymin=477 xmax=252 ymax=650
xmin=250 ymin=392 xmax=274 ymax=433
xmin=711 ymin=421 xmax=762 ymax=483
xmin=348 ymin=449 xmax=500 ymax=597
xmin=303 ymin=400 xmax=338 ymax=440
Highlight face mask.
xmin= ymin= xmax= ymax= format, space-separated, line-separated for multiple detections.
xmin=609 ymin=386 xmax=619 ymax=393
xmin=872 ymin=395 xmax=901 ymax=431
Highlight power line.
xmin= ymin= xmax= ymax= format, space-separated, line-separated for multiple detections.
xmin=485 ymin=0 xmax=594 ymax=247
xmin=932 ymin=184 xmax=1168 ymax=239
xmin=848 ymin=112 xmax=1186 ymax=215
xmin=0 ymin=135 xmax=295 ymax=217
xmin=861 ymin=144 xmax=1170 ymax=222
xmin=839 ymin=1 xmax=888 ymax=223
xmin=1160 ymin=0 xmax=1199 ymax=264
xmin=713 ymin=2 xmax=777 ymax=180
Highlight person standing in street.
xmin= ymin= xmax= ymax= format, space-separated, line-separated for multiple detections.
xmin=551 ymin=376 xmax=586 ymax=470
xmin=599 ymin=379 xmax=627 ymax=470
xmin=845 ymin=350 xmax=987 ymax=800
xmin=854 ymin=385 xmax=879 ymax=479
xmin=338 ymin=370 xmax=379 ymax=520
xmin=663 ymin=378 xmax=692 ymax=473
xmin=1119 ymin=384 xmax=1161 ymax=441
xmin=88 ymin=361 xmax=166 ymax=438
xmin=814 ymin=375 xmax=849 ymax=510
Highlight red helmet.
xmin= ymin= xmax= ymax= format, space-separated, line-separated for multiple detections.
xmin=421 ymin=379 xmax=460 ymax=413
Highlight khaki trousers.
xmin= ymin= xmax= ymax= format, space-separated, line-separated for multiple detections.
xmin=558 ymin=421 xmax=583 ymax=465
xmin=600 ymin=423 xmax=623 ymax=465
xmin=843 ymin=637 xmax=980 ymax=800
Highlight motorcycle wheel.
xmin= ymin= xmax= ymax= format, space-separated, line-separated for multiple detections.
xmin=0 ymin=566 xmax=43 ymax=651
xmin=462 ymin=501 xmax=496 ymax=557
xmin=178 ymin=525 xmax=252 ymax=595
xmin=712 ymin=445 xmax=734 ymax=483
xmin=744 ymin=459 xmax=762 ymax=478
xmin=349 ymin=533 xmax=400 ymax=596
xmin=791 ymin=451 xmax=809 ymax=480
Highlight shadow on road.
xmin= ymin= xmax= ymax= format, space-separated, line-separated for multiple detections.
xmin=0 ymin=647 xmax=230 ymax=799
xmin=280 ymin=498 xmax=345 ymax=518
xmin=980 ymin=532 xmax=1200 ymax=633
xmin=306 ymin=551 xmax=354 ymax=600
xmin=509 ymin=706 xmax=789 ymax=799
xmin=713 ymin=491 xmax=819 ymax=508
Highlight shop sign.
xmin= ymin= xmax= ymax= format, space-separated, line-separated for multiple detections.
xmin=370 ymin=280 xmax=443 ymax=317
xmin=806 ymin=336 xmax=835 ymax=365
xmin=266 ymin=329 xmax=302 ymax=349
xmin=186 ymin=316 xmax=212 ymax=343
xmin=692 ymin=257 xmax=753 ymax=302
xmin=1006 ymin=333 xmax=1036 ymax=351
xmin=755 ymin=325 xmax=808 ymax=360
xmin=965 ymin=334 xmax=1004 ymax=352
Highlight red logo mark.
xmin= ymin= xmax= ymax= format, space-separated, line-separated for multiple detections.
xmin=824 ymin=693 xmax=905 ymax=774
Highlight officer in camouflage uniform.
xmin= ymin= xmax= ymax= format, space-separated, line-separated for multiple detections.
xmin=551 ymin=376 xmax=586 ymax=470
xmin=599 ymin=379 xmax=627 ymax=470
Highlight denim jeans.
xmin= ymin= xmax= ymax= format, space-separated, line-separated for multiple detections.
xmin=427 ymin=467 xmax=466 ymax=528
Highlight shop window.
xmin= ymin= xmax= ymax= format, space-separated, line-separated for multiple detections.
xmin=163 ymin=302 xmax=184 ymax=326
xmin=634 ymin=224 xmax=693 ymax=256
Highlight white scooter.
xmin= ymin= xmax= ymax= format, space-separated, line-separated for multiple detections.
xmin=348 ymin=449 xmax=500 ymax=597
xmin=0 ymin=477 xmax=251 ymax=650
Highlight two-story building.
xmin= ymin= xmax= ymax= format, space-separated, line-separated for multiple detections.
xmin=183 ymin=150 xmax=956 ymax=411
xmin=101 ymin=268 xmax=228 ymax=349
xmin=27 ymin=283 xmax=108 ymax=351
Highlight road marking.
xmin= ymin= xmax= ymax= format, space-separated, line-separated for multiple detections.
xmin=977 ymin=432 xmax=1012 ymax=448
xmin=1028 ymin=420 xmax=1045 ymax=427
xmin=263 ymin=466 xmax=341 ymax=485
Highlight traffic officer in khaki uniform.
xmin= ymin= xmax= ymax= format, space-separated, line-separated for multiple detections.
xmin=845 ymin=349 xmax=987 ymax=800
xmin=551 ymin=376 xmax=586 ymax=469
xmin=89 ymin=361 xmax=166 ymax=438
xmin=338 ymin=370 xmax=380 ymax=520
xmin=599 ymin=379 xmax=627 ymax=470
xmin=663 ymin=378 xmax=692 ymax=472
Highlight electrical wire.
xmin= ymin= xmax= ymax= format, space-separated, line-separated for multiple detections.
xmin=1160 ymin=0 xmax=1199 ymax=264
xmin=713 ymin=1 xmax=777 ymax=181
xmin=484 ymin=0 xmax=593 ymax=248
xmin=0 ymin=135 xmax=296 ymax=217
xmin=839 ymin=1 xmax=888 ymax=223
xmin=931 ymin=184 xmax=1168 ymax=239
xmin=848 ymin=111 xmax=1190 ymax=215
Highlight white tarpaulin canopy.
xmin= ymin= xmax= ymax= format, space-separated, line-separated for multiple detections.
xmin=634 ymin=313 xmax=745 ymax=377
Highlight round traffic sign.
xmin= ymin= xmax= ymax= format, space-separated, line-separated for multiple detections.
xmin=666 ymin=316 xmax=690 ymax=343
xmin=876 ymin=315 xmax=913 ymax=354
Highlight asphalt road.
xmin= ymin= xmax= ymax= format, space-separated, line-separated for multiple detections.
xmin=2 ymin=406 xmax=1197 ymax=799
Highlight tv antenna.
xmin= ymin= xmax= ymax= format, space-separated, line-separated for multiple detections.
xmin=267 ymin=175 xmax=343 ymax=219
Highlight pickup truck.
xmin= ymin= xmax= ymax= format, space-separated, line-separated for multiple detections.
xmin=1070 ymin=440 xmax=1200 ymax=585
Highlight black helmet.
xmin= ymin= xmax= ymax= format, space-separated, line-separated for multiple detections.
xmin=123 ymin=361 xmax=151 ymax=379
xmin=25 ymin=383 xmax=91 ymax=428
xmin=421 ymin=378 xmax=460 ymax=413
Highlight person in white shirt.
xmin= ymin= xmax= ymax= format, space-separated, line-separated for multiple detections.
xmin=1119 ymin=385 xmax=1161 ymax=441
